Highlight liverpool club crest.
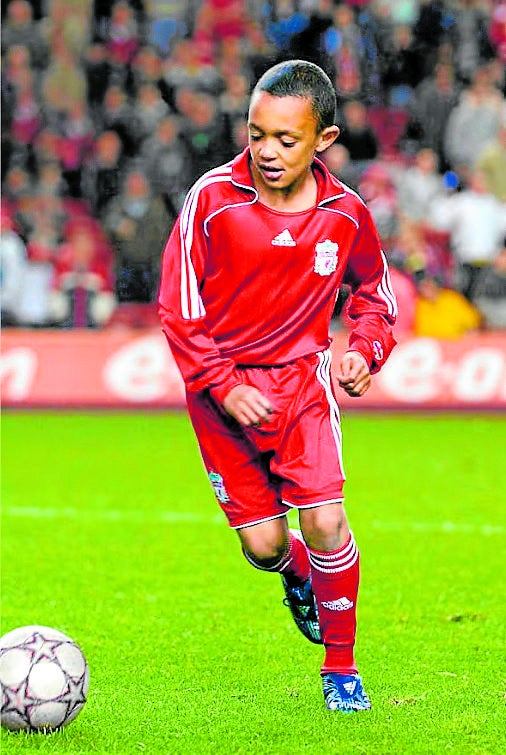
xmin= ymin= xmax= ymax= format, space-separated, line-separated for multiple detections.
xmin=208 ymin=471 xmax=230 ymax=503
xmin=314 ymin=239 xmax=338 ymax=276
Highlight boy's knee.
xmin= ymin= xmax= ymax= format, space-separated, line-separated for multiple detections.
xmin=300 ymin=503 xmax=349 ymax=551
xmin=239 ymin=528 xmax=288 ymax=571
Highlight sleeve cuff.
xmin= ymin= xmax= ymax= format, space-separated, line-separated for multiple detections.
xmin=347 ymin=336 xmax=374 ymax=371
xmin=209 ymin=372 xmax=243 ymax=406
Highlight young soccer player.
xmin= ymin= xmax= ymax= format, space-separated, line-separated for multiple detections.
xmin=158 ymin=60 xmax=397 ymax=712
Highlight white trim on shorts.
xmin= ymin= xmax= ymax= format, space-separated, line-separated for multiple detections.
xmin=282 ymin=497 xmax=345 ymax=509
xmin=232 ymin=510 xmax=289 ymax=530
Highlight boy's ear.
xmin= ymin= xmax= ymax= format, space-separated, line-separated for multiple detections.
xmin=316 ymin=125 xmax=340 ymax=153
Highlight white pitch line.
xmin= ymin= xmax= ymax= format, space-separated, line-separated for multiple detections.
xmin=370 ymin=518 xmax=504 ymax=536
xmin=1 ymin=505 xmax=225 ymax=526
xmin=1 ymin=506 xmax=504 ymax=536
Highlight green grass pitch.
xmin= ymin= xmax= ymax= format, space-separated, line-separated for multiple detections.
xmin=1 ymin=410 xmax=505 ymax=754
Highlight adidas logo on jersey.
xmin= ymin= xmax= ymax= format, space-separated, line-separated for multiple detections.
xmin=321 ymin=597 xmax=354 ymax=611
xmin=272 ymin=228 xmax=296 ymax=246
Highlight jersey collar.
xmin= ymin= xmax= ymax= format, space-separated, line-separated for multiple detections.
xmin=231 ymin=147 xmax=347 ymax=206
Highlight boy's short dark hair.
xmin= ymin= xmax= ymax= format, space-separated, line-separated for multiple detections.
xmin=252 ymin=59 xmax=337 ymax=133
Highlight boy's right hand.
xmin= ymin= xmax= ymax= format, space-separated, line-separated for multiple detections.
xmin=223 ymin=385 xmax=273 ymax=427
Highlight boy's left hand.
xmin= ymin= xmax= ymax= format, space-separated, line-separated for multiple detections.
xmin=335 ymin=351 xmax=371 ymax=397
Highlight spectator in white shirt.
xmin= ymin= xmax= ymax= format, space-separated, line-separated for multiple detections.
xmin=428 ymin=168 xmax=506 ymax=300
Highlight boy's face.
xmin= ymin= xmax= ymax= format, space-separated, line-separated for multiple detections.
xmin=248 ymin=92 xmax=338 ymax=199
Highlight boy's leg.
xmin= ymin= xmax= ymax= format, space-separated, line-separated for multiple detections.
xmin=300 ymin=503 xmax=371 ymax=712
xmin=302 ymin=505 xmax=357 ymax=674
xmin=238 ymin=520 xmax=320 ymax=644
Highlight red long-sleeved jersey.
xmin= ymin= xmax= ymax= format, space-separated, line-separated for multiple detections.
xmin=158 ymin=147 xmax=397 ymax=405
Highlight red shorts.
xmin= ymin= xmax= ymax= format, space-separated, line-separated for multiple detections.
xmin=186 ymin=350 xmax=346 ymax=529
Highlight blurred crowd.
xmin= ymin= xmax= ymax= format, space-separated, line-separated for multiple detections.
xmin=1 ymin=0 xmax=506 ymax=337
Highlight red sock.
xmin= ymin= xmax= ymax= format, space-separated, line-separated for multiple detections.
xmin=309 ymin=533 xmax=359 ymax=675
xmin=278 ymin=530 xmax=311 ymax=586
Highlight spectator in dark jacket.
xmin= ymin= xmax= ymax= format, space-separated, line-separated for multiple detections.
xmin=102 ymin=166 xmax=172 ymax=303
xmin=81 ymin=129 xmax=126 ymax=216
xmin=337 ymin=99 xmax=378 ymax=179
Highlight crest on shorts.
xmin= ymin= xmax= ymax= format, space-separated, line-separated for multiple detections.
xmin=208 ymin=471 xmax=230 ymax=503
xmin=314 ymin=239 xmax=338 ymax=276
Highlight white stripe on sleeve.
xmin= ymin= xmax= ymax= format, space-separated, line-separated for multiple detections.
xmin=378 ymin=251 xmax=398 ymax=319
xmin=179 ymin=166 xmax=232 ymax=320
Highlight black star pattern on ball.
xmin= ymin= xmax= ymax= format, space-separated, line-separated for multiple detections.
xmin=58 ymin=674 xmax=88 ymax=716
xmin=19 ymin=632 xmax=67 ymax=664
xmin=1 ymin=678 xmax=33 ymax=728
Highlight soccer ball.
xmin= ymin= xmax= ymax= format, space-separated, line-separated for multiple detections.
xmin=0 ymin=625 xmax=89 ymax=732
